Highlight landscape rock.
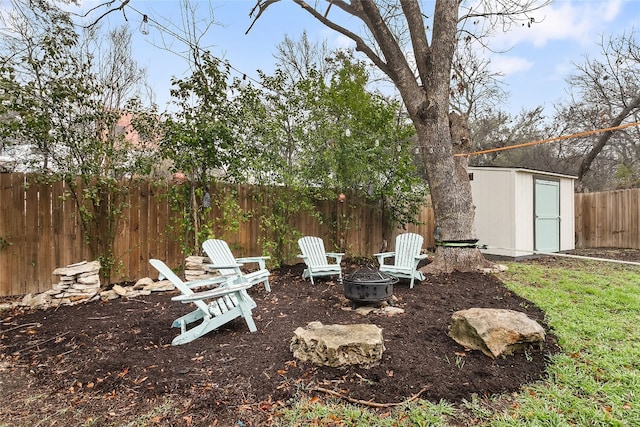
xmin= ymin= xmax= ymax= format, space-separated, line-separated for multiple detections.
xmin=449 ymin=308 xmax=545 ymax=358
xmin=290 ymin=321 xmax=384 ymax=367
xmin=134 ymin=277 xmax=155 ymax=289
xmin=184 ymin=255 xmax=217 ymax=282
xmin=143 ymin=280 xmax=174 ymax=292
xmin=52 ymin=260 xmax=100 ymax=277
xmin=112 ymin=284 xmax=128 ymax=296
xmin=345 ymin=305 xmax=405 ymax=316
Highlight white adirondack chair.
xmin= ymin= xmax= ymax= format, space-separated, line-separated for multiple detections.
xmin=297 ymin=236 xmax=344 ymax=285
xmin=202 ymin=239 xmax=271 ymax=292
xmin=374 ymin=232 xmax=427 ymax=289
xmin=149 ymin=258 xmax=257 ymax=346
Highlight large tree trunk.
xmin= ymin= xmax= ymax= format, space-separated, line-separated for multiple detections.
xmin=413 ymin=115 xmax=493 ymax=274
xmin=406 ymin=1 xmax=492 ymax=274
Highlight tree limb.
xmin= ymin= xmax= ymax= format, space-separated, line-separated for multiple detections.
xmin=247 ymin=0 xmax=281 ymax=34
xmin=312 ymin=385 xmax=428 ymax=408
xmin=578 ymin=94 xmax=640 ymax=182
xmin=247 ymin=0 xmax=392 ymax=77
xmin=75 ymin=0 xmax=131 ymax=29
xmin=400 ymin=0 xmax=430 ymax=86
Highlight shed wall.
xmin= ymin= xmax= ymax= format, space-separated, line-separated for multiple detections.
xmin=470 ymin=168 xmax=517 ymax=257
xmin=559 ymin=175 xmax=576 ymax=251
xmin=470 ymin=167 xmax=576 ymax=259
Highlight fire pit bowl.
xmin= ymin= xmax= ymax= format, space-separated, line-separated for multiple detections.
xmin=342 ymin=267 xmax=397 ymax=305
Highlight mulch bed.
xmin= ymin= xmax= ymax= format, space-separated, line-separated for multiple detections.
xmin=0 ymin=258 xmax=560 ymax=426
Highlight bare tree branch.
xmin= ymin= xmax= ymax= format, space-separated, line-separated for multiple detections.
xmin=247 ymin=0 xmax=392 ymax=77
xmin=400 ymin=0 xmax=430 ymax=85
xmin=73 ymin=0 xmax=131 ymax=29
xmin=247 ymin=0 xmax=281 ymax=34
xmin=578 ymin=94 xmax=640 ymax=181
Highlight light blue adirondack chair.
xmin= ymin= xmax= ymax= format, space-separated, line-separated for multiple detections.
xmin=297 ymin=236 xmax=344 ymax=285
xmin=374 ymin=232 xmax=427 ymax=289
xmin=202 ymin=239 xmax=271 ymax=292
xmin=149 ymin=259 xmax=257 ymax=346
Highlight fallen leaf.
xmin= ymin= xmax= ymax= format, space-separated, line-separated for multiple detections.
xmin=133 ymin=376 xmax=148 ymax=385
xmin=259 ymin=401 xmax=272 ymax=411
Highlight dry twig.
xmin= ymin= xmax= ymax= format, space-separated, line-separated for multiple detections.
xmin=311 ymin=385 xmax=428 ymax=408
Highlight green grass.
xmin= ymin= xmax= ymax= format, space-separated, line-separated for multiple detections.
xmin=272 ymin=257 xmax=640 ymax=426
xmin=272 ymin=396 xmax=456 ymax=426
xmin=482 ymin=259 xmax=640 ymax=426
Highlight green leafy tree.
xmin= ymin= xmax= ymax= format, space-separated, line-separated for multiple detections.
xmin=0 ymin=1 xmax=155 ymax=282
xmin=161 ymin=52 xmax=252 ymax=256
xmin=304 ymin=51 xmax=426 ymax=231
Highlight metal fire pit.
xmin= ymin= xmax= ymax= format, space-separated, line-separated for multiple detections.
xmin=342 ymin=267 xmax=397 ymax=305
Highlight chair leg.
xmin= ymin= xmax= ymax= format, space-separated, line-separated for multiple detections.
xmin=237 ymin=299 xmax=257 ymax=332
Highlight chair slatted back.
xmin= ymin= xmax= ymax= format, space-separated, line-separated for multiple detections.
xmin=394 ymin=233 xmax=424 ymax=269
xmin=298 ymin=236 xmax=329 ymax=266
xmin=202 ymin=239 xmax=242 ymax=278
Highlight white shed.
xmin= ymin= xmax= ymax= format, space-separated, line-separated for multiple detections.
xmin=469 ymin=166 xmax=576 ymax=259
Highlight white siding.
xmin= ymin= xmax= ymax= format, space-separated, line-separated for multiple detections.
xmin=470 ymin=168 xmax=517 ymax=257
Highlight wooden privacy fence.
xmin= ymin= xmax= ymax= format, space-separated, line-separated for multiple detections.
xmin=0 ymin=173 xmax=435 ymax=297
xmin=574 ymin=189 xmax=640 ymax=250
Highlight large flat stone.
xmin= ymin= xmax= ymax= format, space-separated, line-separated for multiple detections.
xmin=449 ymin=308 xmax=545 ymax=358
xmin=290 ymin=321 xmax=384 ymax=367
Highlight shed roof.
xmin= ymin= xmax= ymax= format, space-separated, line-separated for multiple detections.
xmin=468 ymin=166 xmax=577 ymax=180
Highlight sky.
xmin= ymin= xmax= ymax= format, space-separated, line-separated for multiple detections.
xmin=63 ymin=0 xmax=640 ymax=116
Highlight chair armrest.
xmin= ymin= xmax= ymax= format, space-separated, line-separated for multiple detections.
xmin=415 ymin=254 xmax=428 ymax=260
xmin=204 ymin=263 xmax=244 ymax=271
xmin=235 ymin=256 xmax=270 ymax=269
xmin=326 ymin=252 xmax=345 ymax=257
xmin=171 ymin=282 xmax=253 ymax=303
xmin=327 ymin=253 xmax=344 ymax=264
xmin=373 ymin=251 xmax=395 ymax=258
xmin=374 ymin=251 xmax=395 ymax=265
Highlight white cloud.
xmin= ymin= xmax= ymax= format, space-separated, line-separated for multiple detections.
xmin=332 ymin=33 xmax=356 ymax=50
xmin=488 ymin=55 xmax=534 ymax=76
xmin=489 ymin=0 xmax=625 ymax=50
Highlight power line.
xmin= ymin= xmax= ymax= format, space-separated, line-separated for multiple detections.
xmin=124 ymin=3 xmax=275 ymax=93
xmin=456 ymin=121 xmax=640 ymax=157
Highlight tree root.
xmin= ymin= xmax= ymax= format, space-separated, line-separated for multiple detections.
xmin=311 ymin=385 xmax=428 ymax=408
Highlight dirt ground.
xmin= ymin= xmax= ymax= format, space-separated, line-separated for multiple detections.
xmin=0 ymin=253 xmax=588 ymax=427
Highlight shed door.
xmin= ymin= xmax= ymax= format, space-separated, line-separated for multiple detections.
xmin=534 ymin=178 xmax=560 ymax=253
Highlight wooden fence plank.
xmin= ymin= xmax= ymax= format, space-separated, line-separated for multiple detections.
xmin=0 ymin=174 xmax=13 ymax=296
xmin=10 ymin=173 xmax=25 ymax=295
xmin=37 ymin=179 xmax=55 ymax=292
xmin=137 ymin=181 xmax=150 ymax=279
xmin=24 ymin=175 xmax=42 ymax=292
